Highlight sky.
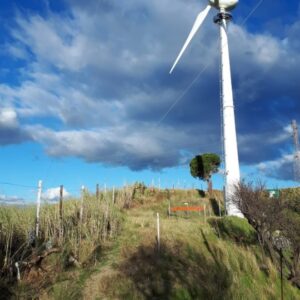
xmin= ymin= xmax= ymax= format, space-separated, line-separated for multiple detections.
xmin=0 ymin=0 xmax=299 ymax=204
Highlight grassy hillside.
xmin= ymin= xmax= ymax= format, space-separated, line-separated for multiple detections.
xmin=1 ymin=186 xmax=300 ymax=299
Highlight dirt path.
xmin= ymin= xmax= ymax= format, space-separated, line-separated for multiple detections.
xmin=82 ymin=206 xmax=208 ymax=299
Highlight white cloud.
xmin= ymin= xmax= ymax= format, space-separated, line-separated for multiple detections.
xmin=0 ymin=0 xmax=299 ymax=179
xmin=257 ymin=154 xmax=294 ymax=181
xmin=258 ymin=154 xmax=293 ymax=171
xmin=42 ymin=187 xmax=70 ymax=201
xmin=5 ymin=43 xmax=29 ymax=60
xmin=28 ymin=123 xmax=200 ymax=170
xmin=0 ymin=108 xmax=19 ymax=128
xmin=0 ymin=194 xmax=25 ymax=205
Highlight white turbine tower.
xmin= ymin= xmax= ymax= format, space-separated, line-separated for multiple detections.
xmin=170 ymin=0 xmax=243 ymax=217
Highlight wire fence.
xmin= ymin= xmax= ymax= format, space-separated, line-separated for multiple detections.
xmin=0 ymin=178 xmax=207 ymax=205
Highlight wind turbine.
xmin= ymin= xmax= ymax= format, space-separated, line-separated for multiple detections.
xmin=170 ymin=0 xmax=243 ymax=217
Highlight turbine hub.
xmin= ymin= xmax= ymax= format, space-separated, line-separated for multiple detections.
xmin=213 ymin=12 xmax=232 ymax=24
xmin=209 ymin=0 xmax=238 ymax=11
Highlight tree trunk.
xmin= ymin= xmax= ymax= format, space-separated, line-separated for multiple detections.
xmin=290 ymin=247 xmax=300 ymax=288
xmin=207 ymin=179 xmax=212 ymax=197
xmin=261 ymin=229 xmax=277 ymax=264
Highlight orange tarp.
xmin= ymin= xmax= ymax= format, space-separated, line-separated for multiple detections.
xmin=171 ymin=206 xmax=204 ymax=212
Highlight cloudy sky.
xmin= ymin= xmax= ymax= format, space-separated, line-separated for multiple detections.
xmin=0 ymin=0 xmax=299 ymax=202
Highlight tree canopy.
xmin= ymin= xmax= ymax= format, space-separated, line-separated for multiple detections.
xmin=189 ymin=153 xmax=221 ymax=193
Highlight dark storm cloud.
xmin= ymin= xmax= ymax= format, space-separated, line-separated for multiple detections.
xmin=29 ymin=124 xmax=215 ymax=171
xmin=0 ymin=127 xmax=30 ymax=145
xmin=0 ymin=0 xmax=299 ymax=179
xmin=227 ymin=23 xmax=300 ymax=170
xmin=0 ymin=108 xmax=31 ymax=145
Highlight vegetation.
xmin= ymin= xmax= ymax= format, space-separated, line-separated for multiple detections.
xmin=208 ymin=216 xmax=257 ymax=245
xmin=0 ymin=187 xmax=131 ymax=298
xmin=81 ymin=187 xmax=299 ymax=300
xmin=0 ymin=184 xmax=299 ymax=299
xmin=190 ymin=153 xmax=221 ymax=195
xmin=233 ymin=182 xmax=300 ymax=288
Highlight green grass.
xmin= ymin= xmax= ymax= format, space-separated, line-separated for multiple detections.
xmin=208 ymin=215 xmax=257 ymax=244
xmin=81 ymin=189 xmax=300 ymax=300
xmin=1 ymin=187 xmax=300 ymax=299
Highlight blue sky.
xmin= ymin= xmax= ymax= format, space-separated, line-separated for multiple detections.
xmin=0 ymin=0 xmax=299 ymax=203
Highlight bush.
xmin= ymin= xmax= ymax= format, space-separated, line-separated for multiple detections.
xmin=132 ymin=182 xmax=146 ymax=194
xmin=208 ymin=216 xmax=257 ymax=245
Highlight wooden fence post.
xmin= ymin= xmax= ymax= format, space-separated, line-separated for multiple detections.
xmin=59 ymin=185 xmax=64 ymax=240
xmin=156 ymin=213 xmax=160 ymax=252
xmin=35 ymin=180 xmax=42 ymax=238
xmin=78 ymin=185 xmax=85 ymax=257
xmin=96 ymin=184 xmax=99 ymax=200
xmin=112 ymin=186 xmax=115 ymax=204
xmin=80 ymin=185 xmax=85 ymax=222
xmin=15 ymin=262 xmax=21 ymax=282
xmin=103 ymin=201 xmax=109 ymax=240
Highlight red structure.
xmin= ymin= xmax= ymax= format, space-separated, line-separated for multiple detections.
xmin=171 ymin=206 xmax=204 ymax=212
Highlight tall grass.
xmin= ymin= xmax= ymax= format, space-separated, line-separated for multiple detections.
xmin=2 ymin=185 xmax=298 ymax=299
xmin=0 ymin=205 xmax=36 ymax=272
xmin=0 ymin=185 xmax=137 ymax=287
xmin=90 ymin=206 xmax=300 ymax=300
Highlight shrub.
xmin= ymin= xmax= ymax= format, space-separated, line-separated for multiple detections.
xmin=208 ymin=216 xmax=257 ymax=245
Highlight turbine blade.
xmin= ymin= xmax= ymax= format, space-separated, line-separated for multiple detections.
xmin=169 ymin=4 xmax=211 ymax=74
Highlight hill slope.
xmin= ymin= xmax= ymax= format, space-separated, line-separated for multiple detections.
xmin=2 ymin=187 xmax=300 ymax=299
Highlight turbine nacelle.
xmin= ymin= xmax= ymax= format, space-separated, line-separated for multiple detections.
xmin=208 ymin=0 xmax=238 ymax=11
xmin=169 ymin=0 xmax=239 ymax=74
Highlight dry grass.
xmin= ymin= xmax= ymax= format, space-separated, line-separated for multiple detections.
xmin=1 ymin=186 xmax=300 ymax=299
xmin=82 ymin=190 xmax=300 ymax=300
xmin=0 ymin=187 xmax=130 ymax=298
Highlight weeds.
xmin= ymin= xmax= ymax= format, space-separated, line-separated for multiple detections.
xmin=1 ymin=186 xmax=300 ymax=299
xmin=0 ymin=187 xmax=128 ymax=297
